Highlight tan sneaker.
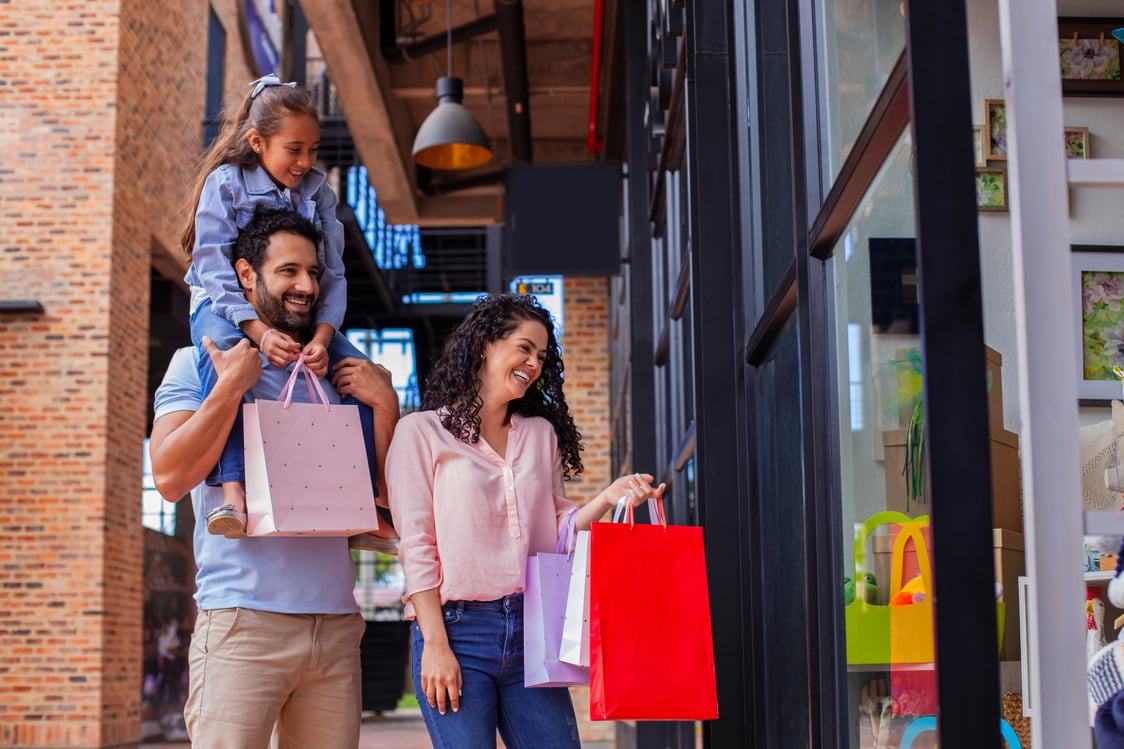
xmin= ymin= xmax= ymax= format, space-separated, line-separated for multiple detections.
xmin=205 ymin=504 xmax=247 ymax=538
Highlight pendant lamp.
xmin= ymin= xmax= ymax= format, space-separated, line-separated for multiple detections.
xmin=411 ymin=0 xmax=494 ymax=170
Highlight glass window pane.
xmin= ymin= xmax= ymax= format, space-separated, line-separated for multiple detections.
xmin=816 ymin=0 xmax=906 ymax=183
xmin=828 ymin=129 xmax=941 ymax=745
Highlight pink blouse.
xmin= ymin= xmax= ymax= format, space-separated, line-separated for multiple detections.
xmin=386 ymin=410 xmax=576 ymax=605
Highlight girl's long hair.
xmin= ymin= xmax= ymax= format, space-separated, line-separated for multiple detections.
xmin=422 ymin=294 xmax=584 ymax=480
xmin=178 ymin=83 xmax=318 ymax=258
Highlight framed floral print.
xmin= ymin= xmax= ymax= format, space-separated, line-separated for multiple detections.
xmin=984 ymin=99 xmax=1007 ymax=160
xmin=1059 ymin=18 xmax=1124 ymax=96
xmin=1073 ymin=246 xmax=1124 ymax=401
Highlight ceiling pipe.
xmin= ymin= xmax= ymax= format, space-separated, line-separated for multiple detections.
xmin=586 ymin=0 xmax=604 ymax=153
xmin=418 ymin=167 xmax=508 ymax=196
xmin=380 ymin=9 xmax=500 ymax=65
xmin=380 ymin=0 xmax=533 ymax=165
xmin=493 ymin=0 xmax=532 ymax=163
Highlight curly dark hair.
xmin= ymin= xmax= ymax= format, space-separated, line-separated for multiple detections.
xmin=422 ymin=293 xmax=585 ymax=479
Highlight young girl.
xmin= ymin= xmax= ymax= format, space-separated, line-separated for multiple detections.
xmin=386 ymin=294 xmax=664 ymax=747
xmin=179 ymin=75 xmax=373 ymax=539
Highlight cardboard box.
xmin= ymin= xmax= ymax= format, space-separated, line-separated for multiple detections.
xmin=993 ymin=528 xmax=1024 ymax=661
xmin=882 ymin=427 xmax=1022 ymax=533
xmin=892 ymin=345 xmax=1004 ymax=432
xmin=985 ymin=345 xmax=1004 ymax=432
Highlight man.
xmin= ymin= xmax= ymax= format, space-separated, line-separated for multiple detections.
xmin=149 ymin=209 xmax=399 ymax=748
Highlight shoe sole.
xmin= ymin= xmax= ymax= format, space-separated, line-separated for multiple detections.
xmin=208 ymin=515 xmax=246 ymax=538
xmin=348 ymin=535 xmax=399 ymax=554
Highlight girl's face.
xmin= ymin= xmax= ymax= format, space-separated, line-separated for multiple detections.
xmin=249 ymin=113 xmax=320 ymax=190
xmin=478 ymin=319 xmax=549 ymax=406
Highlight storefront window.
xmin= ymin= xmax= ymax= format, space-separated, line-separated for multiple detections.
xmin=829 ymin=129 xmax=940 ymax=746
xmin=816 ymin=0 xmax=905 ymax=183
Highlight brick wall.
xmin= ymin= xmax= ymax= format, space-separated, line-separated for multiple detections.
xmin=0 ymin=0 xmax=242 ymax=744
xmin=557 ymin=276 xmax=613 ymax=745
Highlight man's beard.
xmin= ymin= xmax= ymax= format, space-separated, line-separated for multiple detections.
xmin=254 ymin=278 xmax=314 ymax=334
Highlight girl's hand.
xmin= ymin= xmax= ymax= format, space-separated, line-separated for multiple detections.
xmin=300 ymin=341 xmax=329 ymax=378
xmin=259 ymin=328 xmax=300 ymax=369
xmin=420 ymin=639 xmax=463 ymax=715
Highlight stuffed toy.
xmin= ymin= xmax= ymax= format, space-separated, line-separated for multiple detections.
xmin=1090 ymin=543 xmax=1124 ymax=747
xmin=1090 ymin=638 xmax=1124 ymax=748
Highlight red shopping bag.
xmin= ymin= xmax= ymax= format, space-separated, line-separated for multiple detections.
xmin=588 ymin=499 xmax=718 ymax=720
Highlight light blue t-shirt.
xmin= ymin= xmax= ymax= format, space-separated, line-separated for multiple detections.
xmin=154 ymin=347 xmax=358 ymax=614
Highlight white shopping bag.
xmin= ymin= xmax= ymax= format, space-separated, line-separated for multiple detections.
xmin=559 ymin=528 xmax=591 ymax=667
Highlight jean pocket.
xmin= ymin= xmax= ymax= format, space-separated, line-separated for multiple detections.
xmin=441 ymin=606 xmax=462 ymax=625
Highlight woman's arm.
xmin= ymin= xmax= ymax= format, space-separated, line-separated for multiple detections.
xmin=410 ymin=588 xmax=462 ymax=715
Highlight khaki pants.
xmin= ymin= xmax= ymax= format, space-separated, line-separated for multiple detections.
xmin=185 ymin=608 xmax=365 ymax=749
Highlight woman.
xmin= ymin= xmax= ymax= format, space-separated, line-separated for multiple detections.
xmin=387 ymin=293 xmax=663 ymax=747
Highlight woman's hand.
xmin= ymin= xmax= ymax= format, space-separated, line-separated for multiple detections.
xmin=604 ymin=472 xmax=665 ymax=510
xmin=420 ymin=638 xmax=463 ymax=715
xmin=574 ymin=472 xmax=667 ymax=530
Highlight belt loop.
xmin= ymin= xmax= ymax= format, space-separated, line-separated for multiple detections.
xmin=456 ymin=600 xmax=466 ymax=614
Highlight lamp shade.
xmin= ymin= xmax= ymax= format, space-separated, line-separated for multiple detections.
xmin=412 ymin=77 xmax=493 ymax=170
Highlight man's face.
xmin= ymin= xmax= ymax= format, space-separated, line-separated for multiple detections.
xmin=242 ymin=231 xmax=320 ymax=335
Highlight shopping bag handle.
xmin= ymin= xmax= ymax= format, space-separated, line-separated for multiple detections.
xmin=555 ymin=508 xmax=580 ymax=555
xmin=279 ymin=353 xmax=331 ymax=411
xmin=612 ymin=495 xmax=666 ymax=528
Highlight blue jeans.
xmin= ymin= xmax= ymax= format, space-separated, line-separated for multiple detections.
xmin=411 ymin=595 xmax=581 ymax=749
xmin=190 ymin=300 xmax=375 ymax=488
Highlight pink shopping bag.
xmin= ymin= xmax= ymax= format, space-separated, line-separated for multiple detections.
xmin=243 ymin=356 xmax=380 ymax=536
xmin=524 ymin=510 xmax=590 ymax=687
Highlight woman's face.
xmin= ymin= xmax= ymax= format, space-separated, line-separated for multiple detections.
xmin=478 ymin=318 xmax=549 ymax=405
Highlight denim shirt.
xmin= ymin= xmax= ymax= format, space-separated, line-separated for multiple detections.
xmin=184 ymin=163 xmax=347 ymax=331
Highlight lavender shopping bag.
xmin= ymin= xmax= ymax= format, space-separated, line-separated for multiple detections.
xmin=243 ymin=356 xmax=380 ymax=537
xmin=524 ymin=510 xmax=590 ymax=687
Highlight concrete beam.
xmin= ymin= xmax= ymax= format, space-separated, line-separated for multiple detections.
xmin=299 ymin=0 xmax=419 ymax=223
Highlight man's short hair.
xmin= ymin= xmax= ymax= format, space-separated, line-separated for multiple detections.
xmin=234 ymin=209 xmax=323 ymax=272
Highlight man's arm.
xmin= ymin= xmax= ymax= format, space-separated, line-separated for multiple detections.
xmin=331 ymin=358 xmax=399 ymax=502
xmin=149 ymin=338 xmax=261 ymax=501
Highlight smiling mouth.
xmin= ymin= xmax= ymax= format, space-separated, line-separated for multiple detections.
xmin=284 ymin=294 xmax=312 ymax=309
xmin=513 ymin=370 xmax=531 ymax=384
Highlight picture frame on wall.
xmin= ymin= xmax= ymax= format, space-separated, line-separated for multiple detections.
xmin=1064 ymin=126 xmax=1090 ymax=159
xmin=1072 ymin=246 xmax=1124 ymax=402
xmin=1058 ymin=18 xmax=1124 ymax=96
xmin=973 ymin=125 xmax=986 ymax=167
xmin=984 ymin=99 xmax=1007 ymax=160
xmin=975 ymin=168 xmax=1007 ymax=211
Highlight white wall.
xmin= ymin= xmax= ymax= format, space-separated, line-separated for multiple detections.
xmin=968 ymin=0 xmax=1124 ymax=430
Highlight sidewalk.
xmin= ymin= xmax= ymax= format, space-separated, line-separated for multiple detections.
xmin=141 ymin=709 xmax=433 ymax=749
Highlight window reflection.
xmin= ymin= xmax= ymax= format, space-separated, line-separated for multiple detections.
xmin=817 ymin=0 xmax=906 ymax=182
xmin=829 ymin=130 xmax=940 ymax=746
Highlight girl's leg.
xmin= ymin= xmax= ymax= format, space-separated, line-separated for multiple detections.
xmin=191 ymin=302 xmax=251 ymax=537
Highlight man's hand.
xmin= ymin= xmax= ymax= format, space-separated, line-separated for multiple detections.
xmin=202 ymin=336 xmax=261 ymax=395
xmin=301 ymin=341 xmax=329 ymax=378
xmin=331 ymin=358 xmax=397 ymax=415
xmin=258 ymin=329 xmax=300 ymax=369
